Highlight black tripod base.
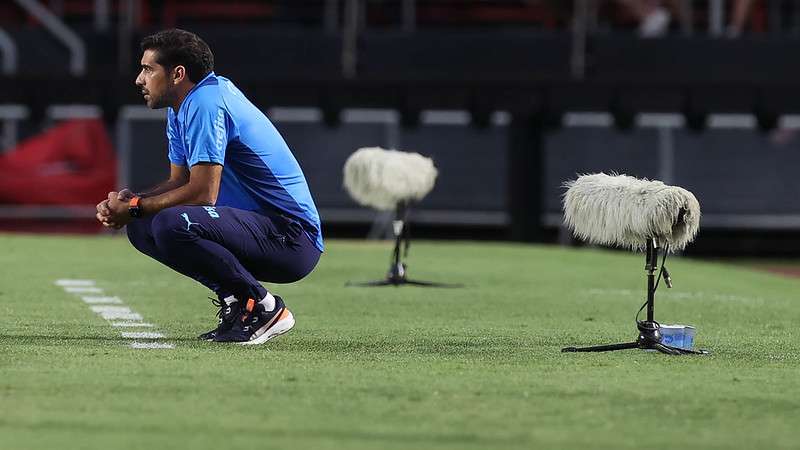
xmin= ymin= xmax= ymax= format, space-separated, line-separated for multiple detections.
xmin=561 ymin=341 xmax=706 ymax=355
xmin=346 ymin=262 xmax=463 ymax=288
xmin=561 ymin=321 xmax=708 ymax=355
xmin=346 ymin=277 xmax=462 ymax=288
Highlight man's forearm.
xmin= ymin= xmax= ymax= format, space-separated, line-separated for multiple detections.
xmin=136 ymin=178 xmax=187 ymax=198
xmin=130 ymin=164 xmax=220 ymax=217
xmin=139 ymin=182 xmax=215 ymax=216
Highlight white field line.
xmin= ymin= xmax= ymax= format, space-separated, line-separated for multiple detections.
xmin=56 ymin=279 xmax=174 ymax=349
xmin=90 ymin=305 xmax=133 ymax=313
xmin=55 ymin=279 xmax=96 ymax=286
xmin=121 ymin=332 xmax=165 ymax=339
xmin=64 ymin=286 xmax=102 ymax=293
xmin=130 ymin=342 xmax=175 ymax=349
xmin=81 ymin=296 xmax=123 ymax=304
xmin=111 ymin=322 xmax=154 ymax=328
xmin=100 ymin=311 xmax=144 ymax=321
xmin=90 ymin=306 xmax=144 ymax=321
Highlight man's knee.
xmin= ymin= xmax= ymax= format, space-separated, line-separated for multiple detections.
xmin=126 ymin=217 xmax=152 ymax=253
xmin=151 ymin=207 xmax=197 ymax=246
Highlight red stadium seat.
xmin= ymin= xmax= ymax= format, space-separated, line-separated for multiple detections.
xmin=0 ymin=119 xmax=116 ymax=205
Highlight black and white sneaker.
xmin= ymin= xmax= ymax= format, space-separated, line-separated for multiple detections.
xmin=213 ymin=295 xmax=295 ymax=345
xmin=198 ymin=296 xmax=241 ymax=341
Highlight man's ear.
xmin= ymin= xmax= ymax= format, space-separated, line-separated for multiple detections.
xmin=172 ymin=65 xmax=186 ymax=85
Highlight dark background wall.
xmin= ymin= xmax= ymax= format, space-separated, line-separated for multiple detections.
xmin=4 ymin=0 xmax=800 ymax=254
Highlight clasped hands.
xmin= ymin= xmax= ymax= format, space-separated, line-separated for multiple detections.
xmin=96 ymin=188 xmax=135 ymax=229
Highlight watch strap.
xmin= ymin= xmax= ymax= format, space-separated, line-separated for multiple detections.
xmin=128 ymin=196 xmax=142 ymax=217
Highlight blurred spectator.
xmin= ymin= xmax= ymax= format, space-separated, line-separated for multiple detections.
xmin=727 ymin=0 xmax=756 ymax=37
xmin=616 ymin=0 xmax=755 ymax=38
xmin=615 ymin=0 xmax=674 ymax=37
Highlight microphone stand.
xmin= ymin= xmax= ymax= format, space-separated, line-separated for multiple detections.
xmin=347 ymin=201 xmax=462 ymax=288
xmin=562 ymin=238 xmax=707 ymax=355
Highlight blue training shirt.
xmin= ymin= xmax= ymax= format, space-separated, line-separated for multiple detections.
xmin=166 ymin=72 xmax=323 ymax=251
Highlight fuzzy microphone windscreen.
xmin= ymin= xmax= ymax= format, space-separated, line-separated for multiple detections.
xmin=563 ymin=173 xmax=701 ymax=251
xmin=343 ymin=147 xmax=438 ymax=211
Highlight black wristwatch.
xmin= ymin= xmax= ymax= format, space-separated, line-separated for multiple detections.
xmin=128 ymin=196 xmax=143 ymax=218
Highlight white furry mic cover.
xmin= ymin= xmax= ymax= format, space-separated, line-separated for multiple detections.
xmin=343 ymin=147 xmax=438 ymax=211
xmin=563 ymin=173 xmax=701 ymax=251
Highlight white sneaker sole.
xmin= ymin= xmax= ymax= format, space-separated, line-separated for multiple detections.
xmin=240 ymin=309 xmax=295 ymax=346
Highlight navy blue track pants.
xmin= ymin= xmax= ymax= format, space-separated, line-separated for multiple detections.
xmin=126 ymin=205 xmax=321 ymax=301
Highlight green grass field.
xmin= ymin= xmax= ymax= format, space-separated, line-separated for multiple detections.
xmin=1 ymin=233 xmax=799 ymax=450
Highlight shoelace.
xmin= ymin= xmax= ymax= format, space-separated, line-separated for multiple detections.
xmin=209 ymin=297 xmax=224 ymax=321
xmin=209 ymin=297 xmax=238 ymax=324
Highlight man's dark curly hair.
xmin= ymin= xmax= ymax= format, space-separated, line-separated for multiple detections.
xmin=140 ymin=29 xmax=214 ymax=83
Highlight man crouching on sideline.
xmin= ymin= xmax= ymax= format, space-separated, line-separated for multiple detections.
xmin=96 ymin=29 xmax=323 ymax=345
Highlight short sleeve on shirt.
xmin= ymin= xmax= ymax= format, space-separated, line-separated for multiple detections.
xmin=183 ymin=97 xmax=232 ymax=167
xmin=166 ymin=112 xmax=187 ymax=166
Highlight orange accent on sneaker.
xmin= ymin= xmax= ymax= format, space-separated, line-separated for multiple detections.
xmin=277 ymin=308 xmax=290 ymax=320
xmin=240 ymin=298 xmax=257 ymax=322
